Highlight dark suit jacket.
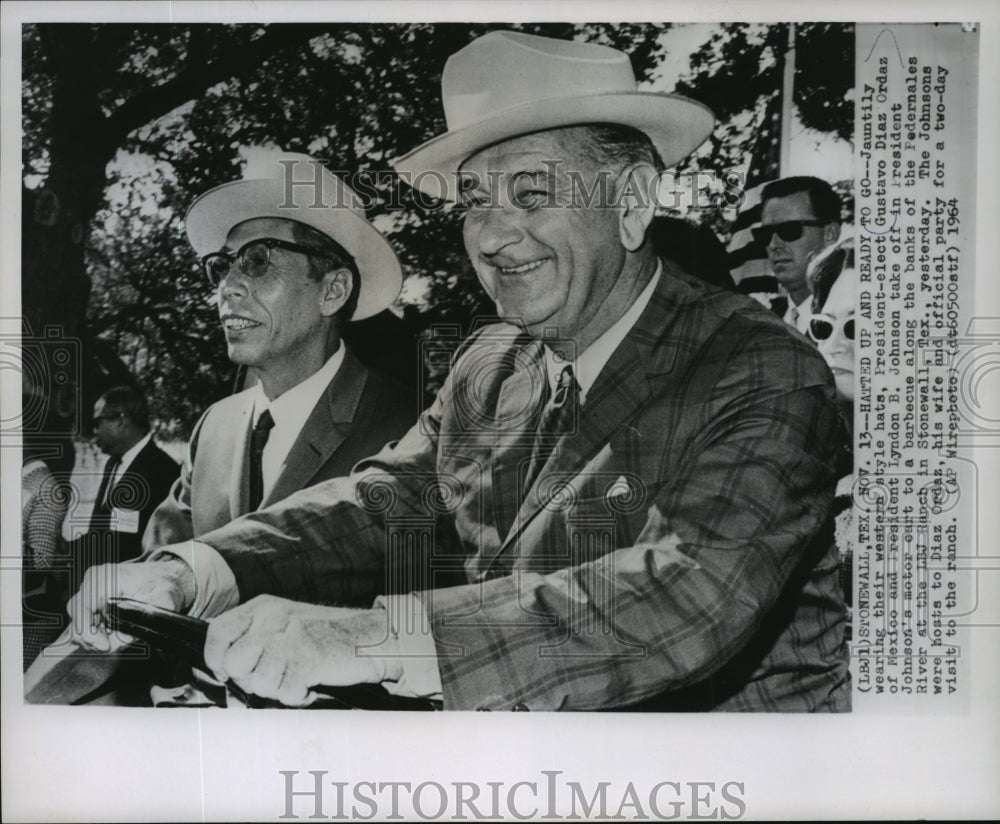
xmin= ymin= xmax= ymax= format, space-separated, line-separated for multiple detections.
xmin=144 ymin=348 xmax=416 ymax=548
xmin=198 ymin=263 xmax=850 ymax=712
xmin=82 ymin=439 xmax=178 ymax=567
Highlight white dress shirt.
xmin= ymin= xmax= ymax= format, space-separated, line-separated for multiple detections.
xmin=252 ymin=345 xmax=345 ymax=501
xmin=782 ymin=292 xmax=812 ymax=335
xmin=554 ymin=260 xmax=661 ymax=404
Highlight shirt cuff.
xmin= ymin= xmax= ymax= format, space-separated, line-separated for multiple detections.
xmin=372 ymin=593 xmax=443 ymax=699
xmin=148 ymin=541 xmax=240 ymax=619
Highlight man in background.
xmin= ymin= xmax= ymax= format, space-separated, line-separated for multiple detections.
xmin=754 ymin=175 xmax=841 ymax=334
xmin=80 ymin=384 xmax=178 ymax=569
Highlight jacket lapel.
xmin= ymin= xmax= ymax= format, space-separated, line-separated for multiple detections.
xmin=490 ymin=344 xmax=547 ymax=541
xmin=262 ymin=348 xmax=366 ymax=507
xmin=494 ymin=262 xmax=687 ymax=558
xmin=116 ymin=440 xmax=151 ymax=493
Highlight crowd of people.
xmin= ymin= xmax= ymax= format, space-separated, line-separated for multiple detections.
xmin=23 ymin=30 xmax=856 ymax=712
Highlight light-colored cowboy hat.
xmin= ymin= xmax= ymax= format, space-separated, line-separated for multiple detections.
xmin=392 ymin=30 xmax=715 ymax=200
xmin=186 ymin=149 xmax=402 ymax=320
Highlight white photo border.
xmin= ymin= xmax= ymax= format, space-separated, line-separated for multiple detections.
xmin=2 ymin=2 xmax=998 ymax=821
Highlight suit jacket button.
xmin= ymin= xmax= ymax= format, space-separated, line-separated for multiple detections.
xmin=511 ymin=702 xmax=530 ymax=712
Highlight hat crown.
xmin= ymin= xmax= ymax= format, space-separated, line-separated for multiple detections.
xmin=234 ymin=148 xmax=365 ymax=217
xmin=442 ymin=31 xmax=638 ymax=131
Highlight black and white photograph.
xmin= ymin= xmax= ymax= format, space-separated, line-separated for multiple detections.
xmin=2 ymin=1 xmax=998 ymax=821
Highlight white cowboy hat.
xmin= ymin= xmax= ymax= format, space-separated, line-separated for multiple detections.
xmin=392 ymin=30 xmax=715 ymax=200
xmin=186 ymin=150 xmax=403 ymax=320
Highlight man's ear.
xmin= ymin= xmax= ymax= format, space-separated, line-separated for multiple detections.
xmin=617 ymin=163 xmax=658 ymax=252
xmin=822 ymin=221 xmax=841 ymax=246
xmin=319 ymin=268 xmax=351 ymax=318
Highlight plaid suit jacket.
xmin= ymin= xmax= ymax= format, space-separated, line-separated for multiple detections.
xmin=200 ymin=262 xmax=850 ymax=712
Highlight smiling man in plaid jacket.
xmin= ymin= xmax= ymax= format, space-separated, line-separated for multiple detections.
xmin=71 ymin=31 xmax=850 ymax=712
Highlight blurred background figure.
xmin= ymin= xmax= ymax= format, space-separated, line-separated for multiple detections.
xmin=22 ymin=437 xmax=70 ymax=669
xmin=75 ymin=385 xmax=178 ymax=571
xmin=807 ymin=236 xmax=856 ymax=610
xmin=809 ymin=237 xmax=855 ymax=412
xmin=755 ymin=176 xmax=842 ymax=334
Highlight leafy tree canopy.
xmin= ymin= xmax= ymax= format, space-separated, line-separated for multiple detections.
xmin=22 ymin=22 xmax=853 ymax=438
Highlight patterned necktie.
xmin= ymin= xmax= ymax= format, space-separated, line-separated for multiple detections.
xmin=248 ymin=409 xmax=275 ymax=512
xmin=89 ymin=456 xmax=121 ymax=529
xmin=522 ymin=364 xmax=580 ymax=496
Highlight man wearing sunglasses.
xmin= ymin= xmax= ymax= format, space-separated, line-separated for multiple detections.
xmin=78 ymin=385 xmax=179 ymax=570
xmin=142 ymin=151 xmax=414 ymax=562
xmin=755 ymin=176 xmax=842 ymax=334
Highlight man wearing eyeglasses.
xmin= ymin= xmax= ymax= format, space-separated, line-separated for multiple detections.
xmin=142 ymin=151 xmax=414 ymax=560
xmin=755 ymin=176 xmax=842 ymax=335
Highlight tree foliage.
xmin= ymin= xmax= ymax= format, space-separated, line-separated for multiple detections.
xmin=675 ymin=23 xmax=855 ymax=234
xmin=22 ymin=21 xmax=853 ymax=441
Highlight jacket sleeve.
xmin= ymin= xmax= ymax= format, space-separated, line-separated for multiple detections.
xmin=194 ymin=381 xmax=450 ymax=608
xmin=142 ymin=412 xmax=205 ymax=554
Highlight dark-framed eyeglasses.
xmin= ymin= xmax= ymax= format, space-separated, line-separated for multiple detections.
xmin=808 ymin=313 xmax=855 ymax=343
xmin=202 ymin=238 xmax=329 ymax=286
xmin=751 ymin=220 xmax=826 ymax=245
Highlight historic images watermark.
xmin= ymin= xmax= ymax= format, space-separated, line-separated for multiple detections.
xmin=274 ymin=157 xmax=747 ymax=213
xmin=278 ymin=770 xmax=748 ymax=820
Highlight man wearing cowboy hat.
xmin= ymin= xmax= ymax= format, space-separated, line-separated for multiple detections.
xmin=142 ymin=149 xmax=415 ymax=558
xmin=71 ymin=32 xmax=849 ymax=712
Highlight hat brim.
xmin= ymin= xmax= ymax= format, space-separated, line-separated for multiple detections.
xmin=392 ymin=92 xmax=715 ymax=200
xmin=186 ymin=179 xmax=403 ymax=321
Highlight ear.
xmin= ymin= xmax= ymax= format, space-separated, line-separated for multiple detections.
xmin=822 ymin=221 xmax=840 ymax=246
xmin=616 ymin=163 xmax=658 ymax=252
xmin=319 ymin=268 xmax=351 ymax=318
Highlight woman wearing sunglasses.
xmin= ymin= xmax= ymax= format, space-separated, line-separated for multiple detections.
xmin=807 ymin=237 xmax=856 ymax=616
xmin=808 ymin=237 xmax=856 ymax=408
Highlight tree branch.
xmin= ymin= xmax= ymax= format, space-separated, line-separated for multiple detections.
xmin=104 ymin=24 xmax=323 ymax=144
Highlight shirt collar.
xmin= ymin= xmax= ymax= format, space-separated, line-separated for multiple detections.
xmin=542 ymin=260 xmax=661 ymax=404
xmin=252 ymin=345 xmax=346 ymax=427
xmin=118 ymin=432 xmax=152 ymax=473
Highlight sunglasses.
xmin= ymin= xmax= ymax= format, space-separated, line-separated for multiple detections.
xmin=808 ymin=313 xmax=855 ymax=343
xmin=751 ymin=220 xmax=826 ymax=245
xmin=202 ymin=238 xmax=329 ymax=286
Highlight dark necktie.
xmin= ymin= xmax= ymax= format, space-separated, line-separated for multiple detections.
xmin=89 ymin=456 xmax=121 ymax=529
xmin=522 ymin=364 xmax=580 ymax=496
xmin=248 ymin=409 xmax=275 ymax=512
